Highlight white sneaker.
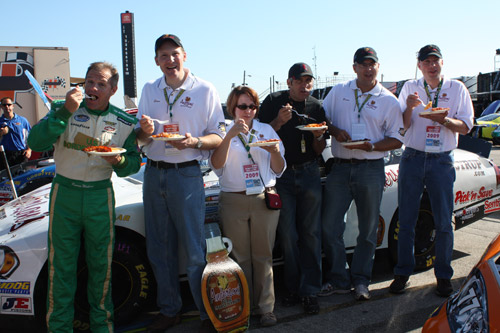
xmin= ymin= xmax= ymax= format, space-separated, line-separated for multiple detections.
xmin=354 ymin=284 xmax=371 ymax=300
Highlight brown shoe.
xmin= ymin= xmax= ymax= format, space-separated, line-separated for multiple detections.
xmin=147 ymin=313 xmax=181 ymax=331
xmin=199 ymin=319 xmax=217 ymax=333
xmin=260 ymin=312 xmax=277 ymax=327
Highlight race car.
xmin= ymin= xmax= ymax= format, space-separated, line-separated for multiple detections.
xmin=0 ymin=147 xmax=499 ymax=331
xmin=422 ymin=233 xmax=500 ymax=332
xmin=0 ymin=160 xmax=55 ymax=206
xmin=473 ymin=113 xmax=500 ymax=145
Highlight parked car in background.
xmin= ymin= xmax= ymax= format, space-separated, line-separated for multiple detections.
xmin=479 ymin=100 xmax=500 ymax=117
xmin=0 ymin=159 xmax=55 ymax=206
xmin=473 ymin=113 xmax=500 ymax=145
xmin=0 ymin=144 xmax=499 ymax=331
xmin=422 ymin=233 xmax=500 ymax=332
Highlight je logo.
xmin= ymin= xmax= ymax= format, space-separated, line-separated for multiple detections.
xmin=1 ymin=297 xmax=32 ymax=313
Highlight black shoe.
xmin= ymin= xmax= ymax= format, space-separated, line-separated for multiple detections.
xmin=282 ymin=293 xmax=300 ymax=307
xmin=435 ymin=278 xmax=453 ymax=297
xmin=199 ymin=319 xmax=217 ymax=333
xmin=302 ymin=296 xmax=320 ymax=314
xmin=389 ymin=275 xmax=410 ymax=294
xmin=147 ymin=313 xmax=181 ymax=331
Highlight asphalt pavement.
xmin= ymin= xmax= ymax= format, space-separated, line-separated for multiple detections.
xmin=117 ymin=146 xmax=500 ymax=333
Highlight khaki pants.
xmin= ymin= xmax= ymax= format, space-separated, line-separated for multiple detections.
xmin=218 ymin=191 xmax=280 ymax=314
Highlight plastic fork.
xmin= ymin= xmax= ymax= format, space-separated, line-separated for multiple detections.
xmin=149 ymin=118 xmax=170 ymax=125
xmin=418 ymin=99 xmax=432 ymax=110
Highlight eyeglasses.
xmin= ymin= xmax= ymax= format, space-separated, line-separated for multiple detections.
xmin=420 ymin=59 xmax=441 ymax=66
xmin=356 ymin=62 xmax=378 ymax=69
xmin=236 ymin=104 xmax=257 ymax=111
xmin=1 ymin=104 xmax=12 ymax=107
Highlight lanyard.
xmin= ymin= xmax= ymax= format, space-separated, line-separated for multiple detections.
xmin=423 ymin=79 xmax=443 ymax=108
xmin=354 ymin=89 xmax=372 ymax=122
xmin=163 ymin=88 xmax=185 ymax=119
xmin=237 ymin=129 xmax=257 ymax=162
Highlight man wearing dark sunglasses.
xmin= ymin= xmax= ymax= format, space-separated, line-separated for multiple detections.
xmin=0 ymin=97 xmax=31 ymax=170
xmin=259 ymin=62 xmax=327 ymax=315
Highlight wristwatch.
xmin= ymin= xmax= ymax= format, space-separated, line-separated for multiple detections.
xmin=443 ymin=118 xmax=451 ymax=127
xmin=316 ymin=134 xmax=324 ymax=141
xmin=196 ymin=137 xmax=203 ymax=149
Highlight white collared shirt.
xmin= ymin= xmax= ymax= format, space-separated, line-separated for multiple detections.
xmin=210 ymin=120 xmax=286 ymax=192
xmin=136 ymin=70 xmax=226 ymax=162
xmin=323 ymin=79 xmax=404 ymax=159
xmin=398 ymin=77 xmax=474 ymax=152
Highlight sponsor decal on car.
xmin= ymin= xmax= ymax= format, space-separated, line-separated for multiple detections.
xmin=455 ymin=186 xmax=493 ymax=205
xmin=0 ymin=281 xmax=30 ymax=295
xmin=455 ymin=159 xmax=483 ymax=171
xmin=116 ymin=214 xmax=130 ymax=222
xmin=1 ymin=296 xmax=32 ymax=313
xmin=25 ymin=169 xmax=55 ymax=181
xmin=384 ymin=169 xmax=398 ymax=190
xmin=484 ymin=197 xmax=500 ymax=214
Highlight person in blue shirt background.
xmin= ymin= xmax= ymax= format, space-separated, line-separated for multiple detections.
xmin=0 ymin=97 xmax=31 ymax=169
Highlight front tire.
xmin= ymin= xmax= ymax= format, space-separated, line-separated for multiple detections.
xmin=388 ymin=201 xmax=436 ymax=271
xmin=72 ymin=233 xmax=154 ymax=331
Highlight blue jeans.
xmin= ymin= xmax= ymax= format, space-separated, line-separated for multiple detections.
xmin=143 ymin=164 xmax=208 ymax=319
xmin=395 ymin=148 xmax=455 ymax=279
xmin=322 ymin=159 xmax=385 ymax=287
xmin=276 ymin=160 xmax=322 ymax=297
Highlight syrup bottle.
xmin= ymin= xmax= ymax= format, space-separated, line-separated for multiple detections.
xmin=201 ymin=223 xmax=250 ymax=332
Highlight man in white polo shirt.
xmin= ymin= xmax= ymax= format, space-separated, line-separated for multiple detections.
xmin=389 ymin=44 xmax=473 ymax=297
xmin=321 ymin=47 xmax=403 ymax=301
xmin=135 ymin=34 xmax=226 ymax=332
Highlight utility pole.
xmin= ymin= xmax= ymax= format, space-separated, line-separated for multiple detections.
xmin=312 ymin=46 xmax=318 ymax=88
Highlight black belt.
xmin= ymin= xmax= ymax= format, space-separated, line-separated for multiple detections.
xmin=147 ymin=159 xmax=198 ymax=169
xmin=225 ymin=187 xmax=276 ymax=195
xmin=333 ymin=157 xmax=383 ymax=164
xmin=290 ymin=159 xmax=318 ymax=170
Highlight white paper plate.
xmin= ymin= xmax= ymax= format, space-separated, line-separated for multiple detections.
xmin=86 ymin=147 xmax=127 ymax=156
xmin=420 ymin=108 xmax=449 ymax=116
xmin=151 ymin=135 xmax=186 ymax=141
xmin=248 ymin=140 xmax=281 ymax=147
xmin=296 ymin=125 xmax=328 ymax=131
xmin=340 ymin=140 xmax=370 ymax=146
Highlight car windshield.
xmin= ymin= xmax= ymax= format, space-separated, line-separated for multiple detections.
xmin=478 ymin=113 xmax=500 ymax=122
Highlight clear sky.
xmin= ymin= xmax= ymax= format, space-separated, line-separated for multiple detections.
xmin=3 ymin=0 xmax=499 ymax=108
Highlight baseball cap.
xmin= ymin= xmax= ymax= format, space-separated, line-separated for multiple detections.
xmin=418 ymin=44 xmax=442 ymax=61
xmin=353 ymin=47 xmax=378 ymax=63
xmin=288 ymin=63 xmax=314 ymax=79
xmin=155 ymin=34 xmax=184 ymax=53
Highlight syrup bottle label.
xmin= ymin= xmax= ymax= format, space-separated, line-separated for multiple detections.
xmin=205 ymin=271 xmax=245 ymax=322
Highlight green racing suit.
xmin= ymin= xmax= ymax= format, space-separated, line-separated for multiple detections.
xmin=28 ymin=100 xmax=141 ymax=333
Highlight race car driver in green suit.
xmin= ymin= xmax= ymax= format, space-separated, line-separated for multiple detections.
xmin=28 ymin=62 xmax=141 ymax=333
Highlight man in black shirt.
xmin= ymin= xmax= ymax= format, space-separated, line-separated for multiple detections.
xmin=259 ymin=63 xmax=326 ymax=314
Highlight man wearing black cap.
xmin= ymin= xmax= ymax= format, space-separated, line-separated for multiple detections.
xmin=135 ymin=34 xmax=226 ymax=332
xmin=321 ymin=47 xmax=403 ymax=301
xmin=259 ymin=62 xmax=327 ymax=315
xmin=389 ymin=45 xmax=473 ymax=297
